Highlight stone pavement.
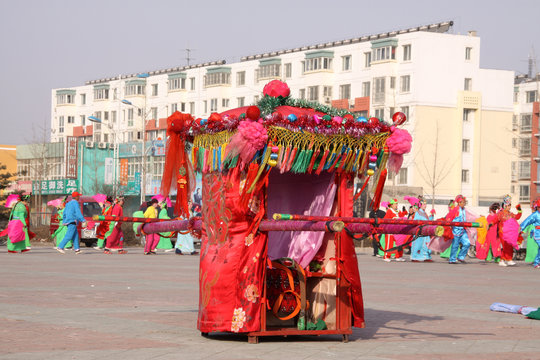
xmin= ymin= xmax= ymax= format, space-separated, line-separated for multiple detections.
xmin=1 ymin=246 xmax=539 ymax=360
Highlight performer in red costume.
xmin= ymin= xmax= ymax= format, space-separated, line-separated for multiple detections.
xmin=383 ymin=199 xmax=407 ymax=262
xmin=495 ymin=195 xmax=522 ymax=267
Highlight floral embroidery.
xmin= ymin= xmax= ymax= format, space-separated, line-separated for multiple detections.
xmin=245 ymin=233 xmax=254 ymax=247
xmin=244 ymin=284 xmax=260 ymax=303
xmin=243 ymin=266 xmax=248 ymax=274
xmin=231 ymin=307 xmax=246 ymax=332
xmin=252 ymin=252 xmax=260 ymax=263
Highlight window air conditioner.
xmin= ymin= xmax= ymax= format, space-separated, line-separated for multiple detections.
xmin=324 ymin=96 xmax=331 ymax=104
xmin=85 ymin=141 xmax=94 ymax=148
xmin=98 ymin=142 xmax=107 ymax=149
xmin=108 ymin=143 xmax=114 ymax=150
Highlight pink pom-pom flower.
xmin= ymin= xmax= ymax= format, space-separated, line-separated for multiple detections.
xmin=225 ymin=120 xmax=268 ymax=169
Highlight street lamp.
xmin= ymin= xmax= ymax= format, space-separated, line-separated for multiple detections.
xmin=88 ymin=115 xmax=118 ymax=196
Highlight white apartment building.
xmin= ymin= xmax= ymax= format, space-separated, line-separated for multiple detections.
xmin=512 ymin=73 xmax=540 ymax=205
xmin=50 ymin=20 xmax=515 ymax=207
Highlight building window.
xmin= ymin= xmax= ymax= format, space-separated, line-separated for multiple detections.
xmin=519 ymin=161 xmax=531 ymax=179
xmin=512 ymin=138 xmax=517 ymax=148
xmin=372 ymin=45 xmax=396 ymax=62
xmin=520 ymin=114 xmax=532 ymax=132
xmin=169 ymin=77 xmax=186 ymax=91
xmin=171 ymin=103 xmax=178 ymax=114
xmin=526 ymin=90 xmax=538 ymax=103
xmin=511 ymin=161 xmax=517 ymax=181
xmin=374 ymin=108 xmax=384 ymax=119
xmin=400 ymin=75 xmax=410 ymax=93
xmin=210 ymin=98 xmax=218 ymax=112
xmin=80 ymin=93 xmax=86 ymax=105
xmin=303 ymin=57 xmax=332 ymax=73
xmin=403 ymin=44 xmax=411 ymax=61
xmin=364 ymin=52 xmax=371 ymax=68
xmin=127 ymin=108 xmax=134 ymax=127
xmin=520 ymin=185 xmax=530 ymax=202
xmin=103 ymin=134 xmax=108 ymax=143
xmin=58 ymin=116 xmax=64 ymax=133
xmin=103 ymin=111 xmax=109 ymax=121
xmin=463 ymin=109 xmax=474 ymax=122
xmin=373 ymin=77 xmax=385 ymax=103
xmin=308 ymin=86 xmax=319 ymax=102
xmin=461 ymin=169 xmax=470 ymax=183
xmin=151 ymin=84 xmax=158 ymax=96
xmin=464 ymin=78 xmax=472 ymax=91
xmin=67 ymin=116 xmax=75 ymax=124
xmin=323 ymin=86 xmax=332 ymax=98
xmin=111 ymin=111 xmax=116 ymax=123
xmin=462 ymin=139 xmax=470 ymax=152
xmin=339 ymin=84 xmax=351 ymax=100
xmin=204 ymin=72 xmax=231 ymax=87
xmin=512 ymin=115 xmax=518 ymax=130
xmin=254 ymin=95 xmax=259 ymax=103
xmin=94 ymin=88 xmax=109 ymax=100
xmin=190 ymin=77 xmax=195 ymax=91
xmin=514 ymin=90 xmax=519 ymax=103
xmin=80 ymin=115 xmax=86 ymax=126
xmin=284 ymin=63 xmax=292 ymax=78
xmin=56 ymin=93 xmax=75 ymax=105
xmin=151 ymin=107 xmax=157 ymax=120
xmin=398 ymin=168 xmax=408 ymax=185
xmin=401 ymin=106 xmax=409 ymax=119
xmin=342 ymin=55 xmax=352 ymax=71
xmin=519 ymin=138 xmax=531 ymax=156
xmin=299 ymin=89 xmax=306 ymax=100
xmin=94 ymin=133 xmax=101 ymax=143
xmin=237 ymin=97 xmax=245 ymax=107
xmin=189 ymin=102 xmax=195 ymax=114
xmin=362 ymin=82 xmax=370 ymax=97
xmin=203 ymin=100 xmax=207 ymax=113
xmin=257 ymin=64 xmax=281 ymax=80
xmin=181 ymin=102 xmax=186 ymax=112
xmin=390 ymin=77 xmax=395 ymax=89
xmin=465 ymin=47 xmax=472 ymax=60
xmin=222 ymin=99 xmax=230 ymax=108
xmin=236 ymin=71 xmax=246 ymax=86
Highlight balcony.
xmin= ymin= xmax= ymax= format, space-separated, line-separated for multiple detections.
xmin=520 ymin=124 xmax=532 ymax=133
xmin=519 ymin=195 xmax=530 ymax=203
xmin=519 ymin=149 xmax=531 ymax=157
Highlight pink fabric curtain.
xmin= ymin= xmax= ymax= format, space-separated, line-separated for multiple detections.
xmin=267 ymin=172 xmax=336 ymax=268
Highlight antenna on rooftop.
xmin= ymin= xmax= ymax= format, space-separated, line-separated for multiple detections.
xmin=185 ymin=48 xmax=196 ymax=66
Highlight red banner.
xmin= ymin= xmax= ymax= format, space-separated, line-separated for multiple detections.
xmin=65 ymin=137 xmax=78 ymax=179
xmin=120 ymin=158 xmax=128 ymax=186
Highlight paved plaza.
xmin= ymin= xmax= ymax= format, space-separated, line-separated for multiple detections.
xmin=1 ymin=245 xmax=539 ymax=359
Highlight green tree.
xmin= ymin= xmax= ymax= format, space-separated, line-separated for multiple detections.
xmin=0 ymin=162 xmax=15 ymax=222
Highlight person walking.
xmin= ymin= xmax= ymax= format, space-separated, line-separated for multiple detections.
xmin=2 ymin=194 xmax=33 ymax=253
xmin=495 ymin=195 xmax=522 ymax=267
xmin=143 ymin=199 xmax=160 ymax=255
xmin=103 ymin=196 xmax=127 ymax=254
xmin=475 ymin=203 xmax=501 ymax=262
xmin=368 ymin=205 xmax=386 ymax=257
xmin=94 ymin=196 xmax=113 ymax=250
xmin=519 ymin=199 xmax=540 ymax=269
xmin=155 ymin=197 xmax=175 ymax=252
xmin=382 ymin=199 xmax=406 ymax=262
xmin=56 ymin=192 xmax=86 ymax=254
xmin=446 ymin=195 xmax=470 ymax=264
xmin=49 ymin=199 xmax=71 ymax=249
xmin=411 ymin=197 xmax=434 ymax=262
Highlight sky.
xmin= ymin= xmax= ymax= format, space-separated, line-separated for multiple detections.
xmin=0 ymin=0 xmax=539 ymax=145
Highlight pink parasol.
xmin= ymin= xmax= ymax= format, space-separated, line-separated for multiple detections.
xmin=5 ymin=194 xmax=20 ymax=208
xmin=93 ymin=194 xmax=107 ymax=204
xmin=47 ymin=198 xmax=64 ymax=208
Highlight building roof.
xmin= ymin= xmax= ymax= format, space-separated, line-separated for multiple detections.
xmin=85 ymin=20 xmax=454 ymax=86
xmin=240 ymin=21 xmax=454 ymax=62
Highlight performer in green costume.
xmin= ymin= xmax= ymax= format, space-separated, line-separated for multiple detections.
xmin=155 ymin=199 xmax=174 ymax=251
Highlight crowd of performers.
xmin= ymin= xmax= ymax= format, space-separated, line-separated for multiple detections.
xmin=3 ymin=190 xmax=540 ymax=267
xmin=373 ymin=194 xmax=540 ymax=268
xmin=1 ymin=191 xmax=199 ymax=256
